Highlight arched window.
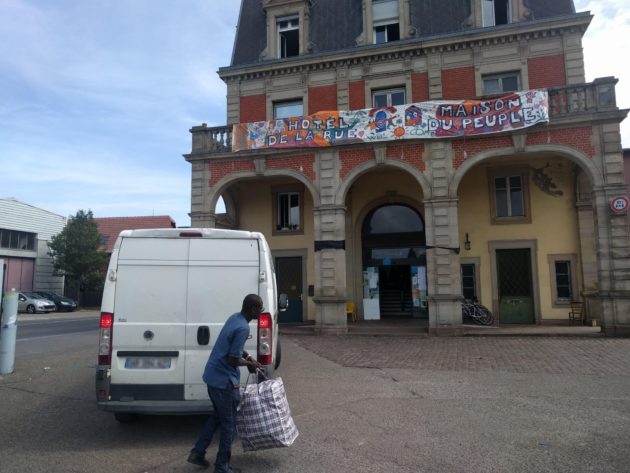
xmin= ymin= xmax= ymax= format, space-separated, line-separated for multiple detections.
xmin=362 ymin=204 xmax=426 ymax=265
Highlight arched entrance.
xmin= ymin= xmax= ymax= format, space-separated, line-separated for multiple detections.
xmin=361 ymin=204 xmax=427 ymax=319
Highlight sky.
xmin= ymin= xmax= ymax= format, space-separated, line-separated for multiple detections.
xmin=0 ymin=0 xmax=628 ymax=228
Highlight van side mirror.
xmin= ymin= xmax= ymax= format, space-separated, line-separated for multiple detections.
xmin=278 ymin=294 xmax=289 ymax=311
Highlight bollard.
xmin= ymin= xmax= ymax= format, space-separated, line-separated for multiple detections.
xmin=0 ymin=289 xmax=19 ymax=374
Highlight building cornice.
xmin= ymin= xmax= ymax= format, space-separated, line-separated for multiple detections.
xmin=218 ymin=13 xmax=592 ymax=83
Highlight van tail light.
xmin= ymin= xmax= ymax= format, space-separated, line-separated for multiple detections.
xmin=257 ymin=312 xmax=273 ymax=366
xmin=98 ymin=312 xmax=114 ymax=365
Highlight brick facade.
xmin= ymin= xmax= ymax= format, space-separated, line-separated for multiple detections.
xmin=239 ymin=94 xmax=266 ymax=123
xmin=441 ymin=67 xmax=476 ymax=100
xmin=349 ymin=80 xmax=366 ymax=110
xmin=528 ymin=55 xmax=567 ymax=89
xmin=209 ymin=159 xmax=255 ymax=186
xmin=411 ymin=72 xmax=429 ymax=103
xmin=266 ymin=154 xmax=316 ymax=181
xmin=340 ymin=148 xmax=374 ymax=179
xmin=386 ymin=143 xmax=425 ymax=171
xmin=309 ymin=84 xmax=338 ymax=114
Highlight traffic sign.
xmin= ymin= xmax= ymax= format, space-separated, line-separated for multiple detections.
xmin=610 ymin=195 xmax=629 ymax=213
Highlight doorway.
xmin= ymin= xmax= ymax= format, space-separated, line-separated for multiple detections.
xmin=362 ymin=204 xmax=427 ymax=320
xmin=275 ymin=256 xmax=303 ymax=323
xmin=496 ymin=248 xmax=535 ymax=324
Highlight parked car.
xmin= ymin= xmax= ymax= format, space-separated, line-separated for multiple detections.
xmin=17 ymin=292 xmax=57 ymax=314
xmin=35 ymin=291 xmax=78 ymax=312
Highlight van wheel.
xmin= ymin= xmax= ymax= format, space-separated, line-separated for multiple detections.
xmin=114 ymin=413 xmax=137 ymax=424
xmin=274 ymin=339 xmax=282 ymax=370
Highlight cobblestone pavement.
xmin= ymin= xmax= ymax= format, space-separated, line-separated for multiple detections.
xmin=289 ymin=335 xmax=630 ymax=375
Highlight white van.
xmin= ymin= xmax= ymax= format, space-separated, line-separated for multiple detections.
xmin=95 ymin=228 xmax=286 ymax=422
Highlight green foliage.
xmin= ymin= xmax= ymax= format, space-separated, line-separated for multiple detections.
xmin=47 ymin=209 xmax=108 ymax=292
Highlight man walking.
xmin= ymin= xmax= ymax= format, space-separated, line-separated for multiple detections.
xmin=187 ymin=294 xmax=263 ymax=472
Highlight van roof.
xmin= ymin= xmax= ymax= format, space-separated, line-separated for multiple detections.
xmin=115 ymin=228 xmax=263 ymax=242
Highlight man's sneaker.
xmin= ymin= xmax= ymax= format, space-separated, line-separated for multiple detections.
xmin=187 ymin=450 xmax=210 ymax=468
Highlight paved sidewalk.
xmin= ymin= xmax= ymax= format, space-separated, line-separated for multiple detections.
xmin=289 ymin=335 xmax=630 ymax=375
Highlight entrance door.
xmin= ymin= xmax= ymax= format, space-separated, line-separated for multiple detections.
xmin=497 ymin=248 xmax=535 ymax=324
xmin=378 ymin=265 xmax=412 ymax=318
xmin=276 ymin=256 xmax=303 ymax=323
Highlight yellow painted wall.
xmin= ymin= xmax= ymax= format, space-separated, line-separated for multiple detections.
xmin=234 ymin=178 xmax=316 ymax=320
xmin=458 ymin=156 xmax=580 ymax=319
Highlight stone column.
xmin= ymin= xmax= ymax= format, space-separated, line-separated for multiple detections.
xmin=592 ymin=185 xmax=630 ymax=335
xmin=190 ymin=211 xmax=216 ymax=228
xmin=424 ymin=197 xmax=463 ymax=336
xmin=312 ymin=205 xmax=348 ymax=335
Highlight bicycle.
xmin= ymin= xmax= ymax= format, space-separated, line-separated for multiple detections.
xmin=462 ymin=299 xmax=494 ymax=325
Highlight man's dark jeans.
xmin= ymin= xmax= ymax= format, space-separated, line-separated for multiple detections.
xmin=192 ymin=385 xmax=240 ymax=472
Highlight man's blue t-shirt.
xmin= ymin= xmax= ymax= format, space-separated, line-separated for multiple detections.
xmin=202 ymin=312 xmax=250 ymax=388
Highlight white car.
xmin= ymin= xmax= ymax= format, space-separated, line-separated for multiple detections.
xmin=17 ymin=292 xmax=57 ymax=314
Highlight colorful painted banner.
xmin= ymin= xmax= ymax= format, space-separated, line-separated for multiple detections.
xmin=231 ymin=89 xmax=549 ymax=152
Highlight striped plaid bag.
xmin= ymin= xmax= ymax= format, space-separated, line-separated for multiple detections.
xmin=236 ymin=374 xmax=299 ymax=451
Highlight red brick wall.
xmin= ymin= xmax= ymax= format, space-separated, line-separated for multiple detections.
xmin=349 ymin=80 xmax=365 ymax=110
xmin=209 ymin=154 xmax=316 ymax=187
xmin=266 ymin=154 xmax=316 ymax=181
xmin=411 ymin=72 xmax=429 ymax=103
xmin=452 ymin=126 xmax=595 ymax=169
xmin=453 ymin=136 xmax=513 ymax=169
xmin=528 ymin=55 xmax=566 ymax=89
xmin=340 ymin=148 xmax=374 ymax=179
xmin=526 ymin=127 xmax=594 ymax=157
xmin=442 ymin=67 xmax=476 ymax=100
xmin=308 ymin=85 xmax=338 ymax=114
xmin=239 ymin=94 xmax=266 ymax=123
xmin=386 ymin=143 xmax=425 ymax=171
xmin=209 ymin=159 xmax=256 ymax=186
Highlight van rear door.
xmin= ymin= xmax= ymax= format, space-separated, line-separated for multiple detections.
xmin=110 ymin=237 xmax=188 ymax=397
xmin=184 ymin=237 xmax=260 ymax=400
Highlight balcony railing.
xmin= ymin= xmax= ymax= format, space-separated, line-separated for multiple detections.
xmin=189 ymin=78 xmax=619 ymax=155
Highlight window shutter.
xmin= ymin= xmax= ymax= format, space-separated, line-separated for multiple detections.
xmin=373 ymin=0 xmax=399 ymax=23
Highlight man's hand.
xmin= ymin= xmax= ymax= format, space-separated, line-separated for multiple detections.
xmin=245 ymin=355 xmax=262 ymax=373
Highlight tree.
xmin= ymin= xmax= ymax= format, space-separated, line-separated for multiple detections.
xmin=48 ymin=209 xmax=108 ymax=305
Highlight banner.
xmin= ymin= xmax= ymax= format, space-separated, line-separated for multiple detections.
xmin=232 ymin=89 xmax=549 ymax=151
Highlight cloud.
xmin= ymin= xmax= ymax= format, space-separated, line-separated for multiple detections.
xmin=575 ymin=0 xmax=630 ymax=147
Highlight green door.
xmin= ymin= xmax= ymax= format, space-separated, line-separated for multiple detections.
xmin=497 ymin=248 xmax=535 ymax=324
xmin=276 ymin=256 xmax=303 ymax=323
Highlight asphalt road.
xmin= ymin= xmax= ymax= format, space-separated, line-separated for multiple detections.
xmin=1 ymin=323 xmax=629 ymax=473
xmin=14 ymin=312 xmax=100 ymax=358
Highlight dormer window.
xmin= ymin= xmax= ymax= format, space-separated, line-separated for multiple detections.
xmin=373 ymin=0 xmax=400 ymax=44
xmin=482 ymin=0 xmax=510 ymax=26
xmin=278 ymin=16 xmax=300 ymax=58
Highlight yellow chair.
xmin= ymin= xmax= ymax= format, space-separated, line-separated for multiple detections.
xmin=346 ymin=301 xmax=357 ymax=322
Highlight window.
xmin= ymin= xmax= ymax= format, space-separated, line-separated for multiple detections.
xmin=554 ymin=261 xmax=572 ymax=300
xmin=273 ymin=185 xmax=304 ymax=234
xmin=488 ymin=167 xmax=530 ymax=224
xmin=495 ymin=176 xmax=523 ymax=217
xmin=548 ymin=254 xmax=578 ymax=306
xmin=482 ymin=0 xmax=510 ymax=26
xmin=277 ymin=16 xmax=299 ymax=58
xmin=461 ymin=263 xmax=477 ymax=301
xmin=278 ymin=192 xmax=300 ymax=230
xmin=274 ymin=100 xmax=303 ymax=119
xmin=373 ymin=0 xmax=400 ymax=44
xmin=372 ymin=87 xmax=406 ymax=107
xmin=483 ymin=72 xmax=520 ymax=94
xmin=0 ymin=228 xmax=36 ymax=251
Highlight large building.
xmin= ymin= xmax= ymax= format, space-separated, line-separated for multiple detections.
xmin=0 ymin=198 xmax=66 ymax=294
xmin=184 ymin=0 xmax=629 ymax=335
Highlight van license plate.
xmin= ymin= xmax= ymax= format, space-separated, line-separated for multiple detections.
xmin=125 ymin=357 xmax=171 ymax=369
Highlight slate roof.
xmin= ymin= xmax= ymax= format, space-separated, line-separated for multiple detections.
xmin=230 ymin=0 xmax=576 ymax=67
xmin=95 ymin=216 xmax=176 ymax=253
